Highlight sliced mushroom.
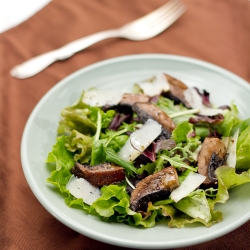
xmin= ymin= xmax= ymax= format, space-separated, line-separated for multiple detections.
xmin=198 ymin=137 xmax=226 ymax=186
xmin=70 ymin=162 xmax=125 ymax=187
xmin=132 ymin=102 xmax=176 ymax=139
xmin=120 ymin=93 xmax=150 ymax=106
xmin=163 ymin=74 xmax=190 ymax=107
xmin=117 ymin=93 xmax=150 ymax=114
xmin=130 ymin=166 xmax=179 ymax=212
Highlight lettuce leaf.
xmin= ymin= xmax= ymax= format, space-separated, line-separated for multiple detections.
xmin=236 ymin=125 xmax=250 ymax=170
xmin=57 ymin=93 xmax=115 ymax=136
xmin=169 ymin=190 xmax=222 ymax=228
xmin=64 ymin=130 xmax=92 ymax=163
xmin=212 ymin=166 xmax=250 ymax=206
xmin=213 ymin=103 xmax=240 ymax=136
xmin=171 ymin=121 xmax=193 ymax=143
xmin=173 ymin=190 xmax=212 ymax=224
xmin=58 ymin=108 xmax=97 ymax=136
xmin=46 ymin=136 xmax=74 ymax=193
xmin=233 ymin=117 xmax=250 ymax=135
xmin=91 ymin=184 xmax=174 ymax=228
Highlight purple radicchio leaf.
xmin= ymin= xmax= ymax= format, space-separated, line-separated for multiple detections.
xmin=153 ymin=139 xmax=176 ymax=153
xmin=187 ymin=131 xmax=196 ymax=138
xmin=194 ymin=87 xmax=212 ymax=107
xmin=149 ymin=95 xmax=160 ymax=104
xmin=108 ymin=113 xmax=131 ymax=130
xmin=218 ymin=105 xmax=231 ymax=110
xmin=141 ymin=139 xmax=176 ymax=162
xmin=189 ymin=114 xmax=224 ymax=124
xmin=142 ymin=148 xmax=156 ymax=162
xmin=208 ymin=130 xmax=222 ymax=139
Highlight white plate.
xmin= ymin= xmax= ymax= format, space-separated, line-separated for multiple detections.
xmin=21 ymin=54 xmax=250 ymax=249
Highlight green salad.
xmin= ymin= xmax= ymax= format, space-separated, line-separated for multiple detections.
xmin=46 ymin=73 xmax=250 ymax=228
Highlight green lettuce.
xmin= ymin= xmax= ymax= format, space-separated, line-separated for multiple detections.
xmin=236 ymin=125 xmax=250 ymax=170
xmin=213 ymin=103 xmax=240 ymax=136
xmin=58 ymin=108 xmax=97 ymax=136
xmin=173 ymin=190 xmax=215 ymax=225
xmin=46 ymin=136 xmax=74 ymax=193
xmin=156 ymin=96 xmax=194 ymax=124
xmin=92 ymin=184 xmax=176 ymax=228
xmin=64 ymin=130 xmax=92 ymax=163
xmin=212 ymin=166 xmax=250 ymax=205
xmin=57 ymin=94 xmax=115 ymax=136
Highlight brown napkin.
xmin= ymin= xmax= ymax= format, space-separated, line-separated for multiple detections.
xmin=1 ymin=0 xmax=250 ymax=249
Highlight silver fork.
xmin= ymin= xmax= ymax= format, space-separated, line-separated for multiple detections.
xmin=10 ymin=0 xmax=185 ymax=79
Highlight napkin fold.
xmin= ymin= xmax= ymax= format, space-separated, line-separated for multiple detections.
xmin=0 ymin=0 xmax=250 ymax=249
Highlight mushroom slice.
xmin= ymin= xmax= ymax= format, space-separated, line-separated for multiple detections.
xmin=164 ymin=74 xmax=190 ymax=107
xmin=118 ymin=93 xmax=150 ymax=114
xmin=132 ymin=102 xmax=176 ymax=139
xmin=120 ymin=93 xmax=150 ymax=106
xmin=198 ymin=137 xmax=226 ymax=186
xmin=130 ymin=166 xmax=179 ymax=212
xmin=70 ymin=162 xmax=125 ymax=187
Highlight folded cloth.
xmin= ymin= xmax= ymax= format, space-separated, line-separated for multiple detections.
xmin=0 ymin=0 xmax=249 ymax=249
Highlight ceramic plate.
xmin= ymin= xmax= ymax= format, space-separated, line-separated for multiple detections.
xmin=21 ymin=54 xmax=250 ymax=249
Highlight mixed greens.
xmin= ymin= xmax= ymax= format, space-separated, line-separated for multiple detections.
xmin=46 ymin=73 xmax=250 ymax=228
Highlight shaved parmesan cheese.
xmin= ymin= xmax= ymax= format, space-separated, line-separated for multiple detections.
xmin=226 ymin=128 xmax=239 ymax=168
xmin=117 ymin=119 xmax=162 ymax=162
xmin=66 ymin=175 xmax=101 ymax=205
xmin=170 ymin=172 xmax=206 ymax=203
xmin=82 ymin=88 xmax=125 ymax=107
xmin=137 ymin=74 xmax=170 ymax=97
xmin=183 ymin=88 xmax=223 ymax=116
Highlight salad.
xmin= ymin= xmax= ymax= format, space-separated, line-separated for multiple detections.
xmin=46 ymin=73 xmax=250 ymax=228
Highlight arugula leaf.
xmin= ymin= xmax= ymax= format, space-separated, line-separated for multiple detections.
xmin=171 ymin=122 xmax=201 ymax=162
xmin=90 ymin=139 xmax=106 ymax=165
xmin=137 ymin=162 xmax=156 ymax=175
xmin=104 ymin=147 xmax=138 ymax=176
xmin=157 ymin=97 xmax=195 ymax=124
xmin=159 ymin=154 xmax=197 ymax=172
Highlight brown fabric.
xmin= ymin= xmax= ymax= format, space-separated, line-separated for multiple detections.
xmin=1 ymin=0 xmax=250 ymax=249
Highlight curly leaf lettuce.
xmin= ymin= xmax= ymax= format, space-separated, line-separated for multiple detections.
xmin=46 ymin=136 xmax=74 ymax=193
xmin=64 ymin=130 xmax=92 ymax=163
xmin=173 ymin=190 xmax=213 ymax=224
xmin=57 ymin=95 xmax=115 ymax=136
xmin=92 ymin=183 xmax=174 ymax=228
xmin=212 ymin=166 xmax=250 ymax=206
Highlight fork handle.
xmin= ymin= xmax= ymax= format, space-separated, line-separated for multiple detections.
xmin=10 ymin=29 xmax=119 ymax=79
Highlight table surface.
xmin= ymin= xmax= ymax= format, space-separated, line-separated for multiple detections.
xmin=1 ymin=0 xmax=250 ymax=249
